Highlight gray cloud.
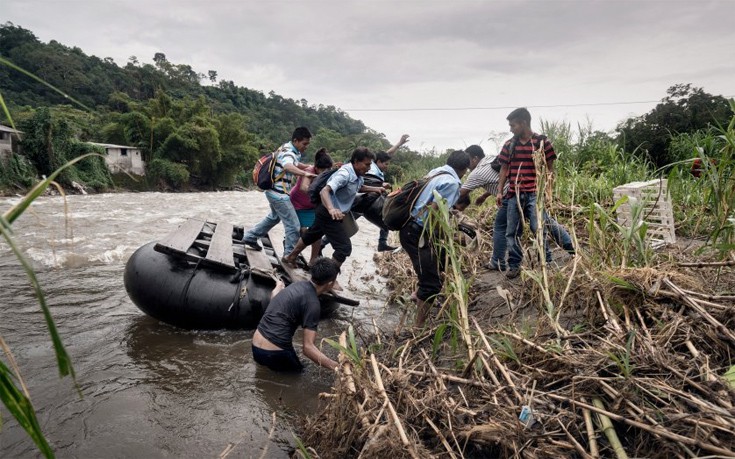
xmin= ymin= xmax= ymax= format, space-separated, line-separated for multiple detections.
xmin=4 ymin=0 xmax=734 ymax=151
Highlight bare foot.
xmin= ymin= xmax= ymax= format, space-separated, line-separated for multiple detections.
xmin=281 ymin=256 xmax=296 ymax=268
xmin=410 ymin=290 xmax=418 ymax=303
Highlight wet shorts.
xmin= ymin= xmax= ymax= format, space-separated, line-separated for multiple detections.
xmin=252 ymin=345 xmax=304 ymax=372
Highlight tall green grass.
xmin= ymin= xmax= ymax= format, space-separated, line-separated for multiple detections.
xmin=1 ymin=62 xmax=88 ymax=458
xmin=424 ymin=192 xmax=474 ymax=358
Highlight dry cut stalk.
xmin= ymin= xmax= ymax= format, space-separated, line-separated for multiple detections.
xmin=472 ymin=317 xmax=524 ymax=403
xmin=580 ymin=397 xmax=600 ymax=459
xmin=369 ymin=354 xmax=420 ymax=459
xmin=546 ymin=394 xmax=735 ymax=457
xmin=663 ymin=278 xmax=735 ymax=345
xmin=592 ymin=397 xmax=628 ymax=459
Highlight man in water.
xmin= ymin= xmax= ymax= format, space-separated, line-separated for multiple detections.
xmin=251 ymin=257 xmax=340 ymax=372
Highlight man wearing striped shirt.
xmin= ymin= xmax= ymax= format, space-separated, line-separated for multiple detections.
xmin=242 ymin=127 xmax=317 ymax=254
xmin=496 ymin=108 xmax=555 ymax=279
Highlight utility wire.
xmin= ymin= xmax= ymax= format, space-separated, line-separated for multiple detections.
xmin=345 ymin=96 xmax=735 ymax=112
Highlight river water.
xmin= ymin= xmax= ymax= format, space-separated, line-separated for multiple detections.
xmin=0 ymin=191 xmax=398 ymax=458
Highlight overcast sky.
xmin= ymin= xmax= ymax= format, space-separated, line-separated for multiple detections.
xmin=4 ymin=0 xmax=734 ymax=153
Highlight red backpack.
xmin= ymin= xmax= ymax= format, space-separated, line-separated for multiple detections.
xmin=252 ymin=151 xmax=284 ymax=191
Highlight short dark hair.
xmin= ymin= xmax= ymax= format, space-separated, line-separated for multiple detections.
xmin=465 ymin=145 xmax=485 ymax=159
xmin=310 ymin=257 xmax=340 ymax=285
xmin=446 ymin=149 xmax=470 ymax=171
xmin=350 ymin=147 xmax=375 ymax=164
xmin=506 ymin=108 xmax=531 ymax=124
xmin=455 ymin=193 xmax=471 ymax=209
xmin=375 ymin=151 xmax=391 ymax=163
xmin=292 ymin=127 xmax=312 ymax=141
xmin=314 ymin=148 xmax=334 ymax=170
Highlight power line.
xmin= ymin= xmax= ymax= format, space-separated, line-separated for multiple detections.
xmin=344 ymin=97 xmax=735 ymax=112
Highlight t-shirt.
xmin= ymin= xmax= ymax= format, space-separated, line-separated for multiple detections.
xmin=498 ymin=134 xmax=556 ymax=194
xmin=290 ymin=165 xmax=316 ymax=210
xmin=257 ymin=281 xmax=321 ymax=351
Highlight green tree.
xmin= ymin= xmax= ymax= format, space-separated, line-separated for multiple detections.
xmin=617 ymin=84 xmax=733 ymax=167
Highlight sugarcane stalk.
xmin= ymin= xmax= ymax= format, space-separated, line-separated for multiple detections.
xmin=592 ymin=398 xmax=628 ymax=459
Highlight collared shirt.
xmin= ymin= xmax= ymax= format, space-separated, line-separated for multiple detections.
xmin=411 ymin=165 xmax=461 ymax=226
xmin=326 ymin=163 xmax=364 ymax=212
xmin=272 ymin=142 xmax=301 ymax=194
xmin=461 ymin=155 xmax=501 ymax=195
xmin=367 ymin=161 xmax=385 ymax=180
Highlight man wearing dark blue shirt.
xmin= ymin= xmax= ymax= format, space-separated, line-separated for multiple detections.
xmin=251 ymin=258 xmax=340 ymax=372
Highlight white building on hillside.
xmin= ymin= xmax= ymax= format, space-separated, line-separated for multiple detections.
xmin=89 ymin=142 xmax=146 ymax=175
xmin=0 ymin=125 xmax=21 ymax=163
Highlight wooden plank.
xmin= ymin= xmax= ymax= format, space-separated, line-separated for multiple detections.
xmin=155 ymin=219 xmax=205 ymax=254
xmin=279 ymin=259 xmax=310 ymax=284
xmin=205 ymin=222 xmax=235 ymax=269
xmin=244 ymin=246 xmax=276 ymax=279
xmin=194 ymin=239 xmax=247 ymax=262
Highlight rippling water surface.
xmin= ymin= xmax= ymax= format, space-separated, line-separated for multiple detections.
xmin=0 ymin=191 xmax=397 ymax=457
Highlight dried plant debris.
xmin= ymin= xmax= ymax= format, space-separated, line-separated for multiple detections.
xmin=299 ymin=215 xmax=735 ymax=458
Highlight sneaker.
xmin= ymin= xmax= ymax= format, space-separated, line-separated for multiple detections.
xmin=506 ymin=268 xmax=521 ymax=279
xmin=484 ymin=260 xmax=506 ymax=271
xmin=378 ymin=243 xmax=398 ymax=252
xmin=242 ymin=238 xmax=262 ymax=251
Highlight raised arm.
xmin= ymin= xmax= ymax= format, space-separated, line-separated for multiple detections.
xmin=385 ymin=134 xmax=410 ymax=156
xmin=302 ymin=329 xmax=338 ymax=370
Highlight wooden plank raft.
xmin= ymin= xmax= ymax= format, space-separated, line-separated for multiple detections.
xmin=154 ymin=219 xmax=237 ymax=272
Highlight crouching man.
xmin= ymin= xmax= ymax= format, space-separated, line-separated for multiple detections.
xmin=400 ymin=149 xmax=470 ymax=328
xmin=251 ymin=257 xmax=340 ymax=372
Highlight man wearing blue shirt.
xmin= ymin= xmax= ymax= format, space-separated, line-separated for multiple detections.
xmin=283 ymin=148 xmax=387 ymax=281
xmin=399 ymin=149 xmax=471 ymax=327
xmin=242 ymin=127 xmax=317 ymax=254
xmin=336 ymin=134 xmax=409 ymax=252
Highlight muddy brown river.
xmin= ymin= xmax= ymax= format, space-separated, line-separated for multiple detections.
xmin=0 ymin=191 xmax=398 ymax=457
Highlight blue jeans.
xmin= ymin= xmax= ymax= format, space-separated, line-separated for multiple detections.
xmin=545 ymin=213 xmax=574 ymax=254
xmin=490 ymin=201 xmax=508 ymax=269
xmin=243 ymin=190 xmax=301 ymax=255
xmin=505 ymin=192 xmax=551 ymax=269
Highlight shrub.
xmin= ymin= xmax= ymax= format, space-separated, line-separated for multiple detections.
xmin=146 ymin=157 xmax=190 ymax=189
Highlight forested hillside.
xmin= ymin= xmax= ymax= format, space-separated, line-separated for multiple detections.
xmin=0 ymin=22 xmax=414 ymax=191
xmin=1 ymin=22 xmax=732 ymax=194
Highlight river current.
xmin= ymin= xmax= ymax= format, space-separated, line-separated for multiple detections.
xmin=0 ymin=191 xmax=397 ymax=458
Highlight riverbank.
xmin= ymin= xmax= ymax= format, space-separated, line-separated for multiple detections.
xmin=296 ymin=210 xmax=735 ymax=458
xmin=0 ymin=172 xmax=253 ymax=197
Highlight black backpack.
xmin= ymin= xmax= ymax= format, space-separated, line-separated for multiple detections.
xmin=307 ymin=168 xmax=338 ymax=205
xmin=490 ymin=138 xmax=517 ymax=172
xmin=381 ymin=172 xmax=450 ymax=230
